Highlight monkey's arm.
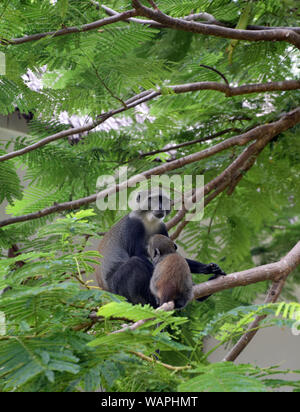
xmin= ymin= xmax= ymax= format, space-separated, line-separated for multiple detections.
xmin=187 ymin=261 xmax=226 ymax=303
xmin=186 ymin=259 xmax=226 ymax=276
xmin=162 ymin=223 xmax=226 ymax=276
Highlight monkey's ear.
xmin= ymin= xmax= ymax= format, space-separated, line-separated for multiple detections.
xmin=153 ymin=248 xmax=160 ymax=259
xmin=174 ymin=243 xmax=178 ymax=250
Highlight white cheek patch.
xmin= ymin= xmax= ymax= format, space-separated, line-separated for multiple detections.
xmin=160 ymin=212 xmax=166 ymax=221
xmin=146 ymin=212 xmax=159 ymax=222
xmin=144 ymin=212 xmax=165 ymax=235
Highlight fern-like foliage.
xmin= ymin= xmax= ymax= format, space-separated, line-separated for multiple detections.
xmin=0 ymin=0 xmax=299 ymax=392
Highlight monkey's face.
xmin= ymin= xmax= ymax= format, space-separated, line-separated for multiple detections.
xmin=135 ymin=190 xmax=172 ymax=221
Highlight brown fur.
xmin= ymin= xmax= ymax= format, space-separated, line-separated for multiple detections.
xmin=149 ymin=235 xmax=193 ymax=308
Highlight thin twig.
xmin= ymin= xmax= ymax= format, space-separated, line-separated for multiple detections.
xmin=87 ymin=56 xmax=128 ymax=108
xmin=81 ymin=47 xmax=128 ymax=108
xmin=200 ymin=64 xmax=230 ymax=86
xmin=0 ymin=10 xmax=139 ymax=45
xmin=129 ymin=350 xmax=191 ymax=371
xmin=223 ymin=278 xmax=287 ymax=362
xmin=111 ymin=301 xmax=175 ymax=334
xmin=138 ymin=128 xmax=242 ymax=159
xmin=146 ymin=0 xmax=159 ymax=10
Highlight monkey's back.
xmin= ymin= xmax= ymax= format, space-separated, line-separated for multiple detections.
xmin=151 ymin=253 xmax=193 ymax=307
xmin=95 ymin=216 xmax=130 ymax=289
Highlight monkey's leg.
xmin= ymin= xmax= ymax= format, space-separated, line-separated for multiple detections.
xmin=107 ymin=257 xmax=157 ymax=306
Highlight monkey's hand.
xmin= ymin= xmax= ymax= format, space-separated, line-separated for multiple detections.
xmin=207 ymin=262 xmax=226 ymax=278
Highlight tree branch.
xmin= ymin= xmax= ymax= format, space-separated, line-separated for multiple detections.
xmin=166 ymin=107 xmax=300 ymax=235
xmin=85 ymin=55 xmax=128 ymax=108
xmin=132 ymin=0 xmax=300 ymax=49
xmin=111 ymin=301 xmax=175 ymax=334
xmin=129 ymin=350 xmax=191 ymax=371
xmin=200 ymin=64 xmax=230 ymax=86
xmin=0 ymin=10 xmax=139 ymax=45
xmin=1 ymin=80 xmax=299 ymax=164
xmin=101 ymin=4 xmax=300 ymax=34
xmin=0 ymin=108 xmax=299 ymax=229
xmin=146 ymin=0 xmax=159 ymax=11
xmin=138 ymin=127 xmax=242 ymax=159
xmin=223 ymin=278 xmax=287 ymax=362
xmin=193 ymin=241 xmax=300 ymax=300
xmin=0 ymin=91 xmax=160 ymax=163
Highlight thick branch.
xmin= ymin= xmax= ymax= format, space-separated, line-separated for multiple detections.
xmin=132 ymin=0 xmax=300 ymax=49
xmin=1 ymin=80 xmax=299 ymax=164
xmin=101 ymin=5 xmax=221 ymax=28
xmin=166 ymin=107 xmax=300 ymax=235
xmin=0 ymin=10 xmax=138 ymax=45
xmin=102 ymin=4 xmax=300 ymax=34
xmin=0 ymin=108 xmax=299 ymax=229
xmin=168 ymin=138 xmax=266 ymax=236
xmin=168 ymin=80 xmax=300 ymax=97
xmin=193 ymin=241 xmax=300 ymax=300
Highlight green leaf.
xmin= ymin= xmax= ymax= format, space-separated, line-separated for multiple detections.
xmin=178 ymin=363 xmax=269 ymax=392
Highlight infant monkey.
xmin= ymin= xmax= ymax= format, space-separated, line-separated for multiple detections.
xmin=148 ymin=234 xmax=193 ymax=309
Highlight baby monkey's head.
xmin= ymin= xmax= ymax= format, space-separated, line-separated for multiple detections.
xmin=148 ymin=234 xmax=177 ymax=264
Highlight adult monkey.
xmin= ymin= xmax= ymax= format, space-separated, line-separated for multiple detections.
xmin=95 ymin=189 xmax=226 ymax=307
